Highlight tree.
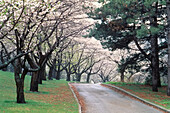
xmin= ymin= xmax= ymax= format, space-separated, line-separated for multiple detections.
xmin=97 ymin=63 xmax=116 ymax=82
xmin=48 ymin=55 xmax=57 ymax=80
xmin=0 ymin=0 xmax=42 ymax=103
xmin=28 ymin=0 xmax=90 ymax=91
xmin=72 ymin=46 xmax=100 ymax=82
xmin=56 ymin=51 xmax=66 ymax=80
xmin=0 ymin=0 xmax=25 ymax=69
xmin=85 ymin=60 xmax=102 ymax=83
xmin=167 ymin=0 xmax=170 ymax=96
xmin=12 ymin=0 xmax=56 ymax=102
xmin=114 ymin=54 xmax=140 ymax=82
xmin=0 ymin=48 xmax=7 ymax=71
xmin=0 ymin=0 xmax=91 ymax=103
xmin=61 ymin=42 xmax=78 ymax=81
xmin=60 ymin=40 xmax=102 ymax=82
xmin=48 ymin=50 xmax=66 ymax=80
xmin=87 ymin=0 xmax=167 ymax=92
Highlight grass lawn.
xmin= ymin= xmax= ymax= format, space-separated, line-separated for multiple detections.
xmin=0 ymin=70 xmax=78 ymax=113
xmin=106 ymin=82 xmax=170 ymax=110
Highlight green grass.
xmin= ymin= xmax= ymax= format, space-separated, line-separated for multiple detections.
xmin=106 ymin=82 xmax=170 ymax=109
xmin=0 ymin=71 xmax=78 ymax=113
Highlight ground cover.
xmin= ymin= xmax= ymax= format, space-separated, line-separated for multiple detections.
xmin=0 ymin=70 xmax=78 ymax=113
xmin=106 ymin=82 xmax=170 ymax=110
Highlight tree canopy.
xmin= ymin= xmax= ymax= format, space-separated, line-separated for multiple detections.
xmin=87 ymin=0 xmax=168 ymax=93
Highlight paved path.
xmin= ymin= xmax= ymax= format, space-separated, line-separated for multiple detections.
xmin=73 ymin=83 xmax=162 ymax=113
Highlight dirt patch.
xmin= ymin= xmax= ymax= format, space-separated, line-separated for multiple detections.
xmin=101 ymin=84 xmax=167 ymax=113
xmin=70 ymin=84 xmax=86 ymax=113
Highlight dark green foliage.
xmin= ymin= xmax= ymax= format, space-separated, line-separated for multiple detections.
xmin=86 ymin=0 xmax=167 ymax=86
xmin=87 ymin=0 xmax=167 ymax=50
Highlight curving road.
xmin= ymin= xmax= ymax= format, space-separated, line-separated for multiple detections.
xmin=73 ymin=83 xmax=162 ymax=113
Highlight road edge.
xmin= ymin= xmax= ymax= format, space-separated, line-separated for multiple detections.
xmin=68 ymin=83 xmax=82 ymax=113
xmin=102 ymin=84 xmax=170 ymax=113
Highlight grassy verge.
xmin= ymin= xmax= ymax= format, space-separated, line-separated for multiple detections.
xmin=0 ymin=71 xmax=78 ymax=113
xmin=106 ymin=82 xmax=170 ymax=110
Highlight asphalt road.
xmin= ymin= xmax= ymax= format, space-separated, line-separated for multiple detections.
xmin=73 ymin=83 xmax=162 ymax=113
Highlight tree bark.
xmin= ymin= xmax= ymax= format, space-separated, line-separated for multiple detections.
xmin=37 ymin=55 xmax=47 ymax=84
xmin=56 ymin=70 xmax=61 ymax=80
xmin=76 ymin=74 xmax=81 ymax=82
xmin=66 ymin=74 xmax=71 ymax=81
xmin=86 ymin=74 xmax=90 ymax=83
xmin=41 ymin=65 xmax=47 ymax=80
xmin=150 ymin=2 xmax=160 ymax=91
xmin=56 ymin=57 xmax=62 ymax=80
xmin=48 ymin=58 xmax=56 ymax=80
xmin=153 ymin=2 xmax=161 ymax=87
xmin=16 ymin=81 xmax=25 ymax=103
xmin=25 ymin=54 xmax=39 ymax=92
xmin=38 ymin=71 xmax=42 ymax=84
xmin=65 ymin=68 xmax=71 ymax=81
xmin=120 ymin=71 xmax=124 ymax=82
xmin=38 ymin=64 xmax=46 ymax=84
xmin=30 ymin=71 xmax=39 ymax=92
xmin=151 ymin=35 xmax=159 ymax=92
xmin=48 ymin=66 xmax=54 ymax=80
xmin=0 ymin=50 xmax=7 ymax=71
xmin=14 ymin=60 xmax=27 ymax=103
xmin=167 ymin=0 xmax=170 ymax=96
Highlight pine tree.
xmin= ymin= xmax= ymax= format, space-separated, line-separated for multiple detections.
xmin=167 ymin=0 xmax=170 ymax=96
xmin=87 ymin=0 xmax=167 ymax=92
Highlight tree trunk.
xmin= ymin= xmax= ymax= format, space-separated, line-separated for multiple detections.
xmin=151 ymin=2 xmax=161 ymax=91
xmin=15 ymin=75 xmax=25 ymax=103
xmin=120 ymin=71 xmax=124 ymax=82
xmin=65 ymin=69 xmax=71 ymax=81
xmin=56 ymin=70 xmax=61 ymax=80
xmin=38 ymin=71 xmax=42 ymax=84
xmin=86 ymin=74 xmax=90 ymax=83
xmin=153 ymin=2 xmax=161 ymax=87
xmin=48 ymin=58 xmax=56 ymax=80
xmin=167 ymin=0 xmax=170 ymax=96
xmin=30 ymin=71 xmax=39 ymax=92
xmin=157 ymin=72 xmax=161 ymax=87
xmin=151 ymin=35 xmax=158 ymax=92
xmin=56 ymin=58 xmax=61 ymax=80
xmin=103 ymin=79 xmax=106 ymax=83
xmin=48 ymin=66 xmax=53 ymax=80
xmin=151 ymin=36 xmax=161 ymax=88
xmin=38 ymin=55 xmax=47 ymax=84
xmin=76 ymin=74 xmax=81 ymax=82
xmin=38 ymin=64 xmax=46 ymax=84
xmin=41 ymin=66 xmax=47 ymax=80
xmin=106 ymin=76 xmax=109 ymax=82
xmin=25 ymin=55 xmax=39 ymax=92
xmin=14 ymin=60 xmax=27 ymax=103
xmin=66 ymin=74 xmax=71 ymax=81
xmin=0 ymin=50 xmax=7 ymax=71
